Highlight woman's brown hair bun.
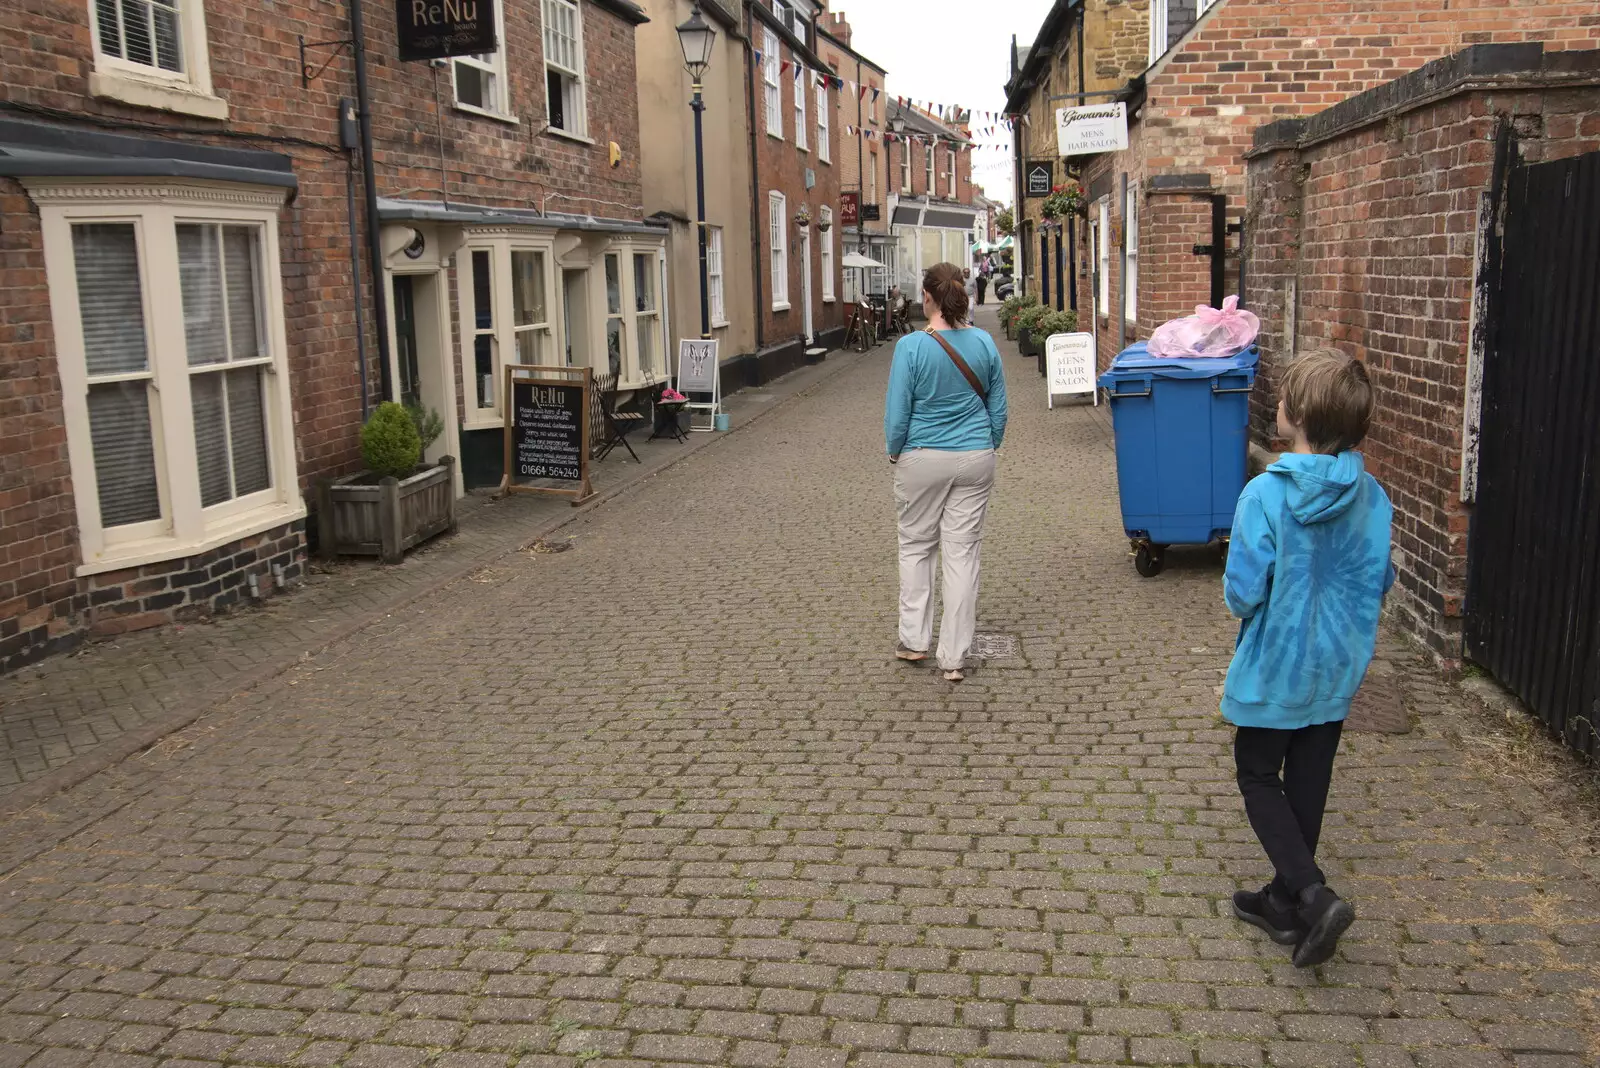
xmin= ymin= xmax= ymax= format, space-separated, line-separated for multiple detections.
xmin=922 ymin=262 xmax=970 ymax=327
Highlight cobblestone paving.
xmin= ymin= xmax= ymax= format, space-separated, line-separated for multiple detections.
xmin=2 ymin=311 xmax=1599 ymax=1067
xmin=0 ymin=357 xmax=852 ymax=796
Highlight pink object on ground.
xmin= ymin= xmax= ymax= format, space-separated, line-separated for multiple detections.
xmin=1147 ymin=295 xmax=1260 ymax=358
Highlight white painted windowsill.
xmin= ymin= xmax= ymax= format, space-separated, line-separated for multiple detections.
xmin=90 ymin=71 xmax=228 ymax=120
xmin=545 ymin=126 xmax=595 ymax=146
xmin=77 ymin=500 xmax=306 ymax=578
xmin=456 ymin=102 xmax=520 ymax=126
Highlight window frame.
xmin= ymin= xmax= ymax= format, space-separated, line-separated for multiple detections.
xmin=544 ymin=0 xmax=590 ymax=141
xmin=457 ymin=236 xmax=559 ymax=429
xmin=452 ymin=0 xmax=512 ymax=121
xmin=762 ymin=30 xmax=783 ymax=140
xmin=925 ymin=141 xmax=935 ymax=196
xmin=30 ymin=181 xmax=301 ymax=575
xmin=815 ymin=76 xmax=830 ymax=163
xmin=900 ymin=143 xmax=911 ymax=194
xmin=819 ymin=207 xmax=835 ymax=302
xmin=794 ymin=64 xmax=808 ymax=152
xmin=1123 ymin=181 xmax=1139 ymax=324
xmin=1148 ymin=0 xmax=1169 ymax=66
xmin=946 ymin=149 xmax=957 ymax=198
xmin=707 ymin=225 xmax=728 ymax=328
xmin=769 ymin=190 xmax=789 ymax=310
xmin=1096 ymin=198 xmax=1110 ymax=318
xmin=630 ymin=247 xmax=666 ymax=383
xmin=86 ymin=0 xmax=227 ymax=119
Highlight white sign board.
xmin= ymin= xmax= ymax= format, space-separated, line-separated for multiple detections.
xmin=676 ymin=338 xmax=721 ymax=432
xmin=1056 ymin=102 xmax=1129 ymax=157
xmin=677 ymin=339 xmax=719 ymax=393
xmin=1046 ymin=332 xmax=1098 ymax=409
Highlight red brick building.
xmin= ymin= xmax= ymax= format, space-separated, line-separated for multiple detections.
xmin=746 ymin=0 xmax=845 ymax=380
xmin=1050 ymin=0 xmax=1600 ymax=367
xmin=0 ymin=0 xmax=655 ymax=671
xmin=1246 ymin=43 xmax=1600 ymax=658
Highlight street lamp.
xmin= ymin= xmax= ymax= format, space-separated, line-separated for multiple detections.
xmin=887 ymin=115 xmax=905 ymax=311
xmin=677 ymin=3 xmax=716 ymax=339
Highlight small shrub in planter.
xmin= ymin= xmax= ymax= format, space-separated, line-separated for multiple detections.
xmin=1037 ymin=309 xmax=1080 ymax=340
xmin=1015 ymin=304 xmax=1048 ymax=356
xmin=319 ymin=402 xmax=456 ymax=564
xmin=999 ymin=294 xmax=1037 ymax=340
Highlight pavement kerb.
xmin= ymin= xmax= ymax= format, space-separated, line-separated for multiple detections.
xmin=0 ymin=348 xmax=874 ymax=829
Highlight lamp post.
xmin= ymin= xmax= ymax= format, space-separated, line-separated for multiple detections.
xmin=887 ymin=115 xmax=905 ymax=309
xmin=677 ymin=3 xmax=716 ymax=339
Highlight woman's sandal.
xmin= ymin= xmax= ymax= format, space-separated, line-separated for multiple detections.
xmin=943 ymin=668 xmax=965 ymax=682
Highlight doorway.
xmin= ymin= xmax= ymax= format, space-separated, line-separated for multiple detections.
xmin=562 ymin=268 xmax=590 ymax=368
xmin=387 ymin=271 xmax=454 ymax=472
xmin=393 ymin=275 xmax=421 ymax=408
xmin=801 ymin=226 xmax=815 ymax=343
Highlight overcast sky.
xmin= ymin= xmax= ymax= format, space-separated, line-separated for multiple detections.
xmin=838 ymin=0 xmax=1058 ymax=208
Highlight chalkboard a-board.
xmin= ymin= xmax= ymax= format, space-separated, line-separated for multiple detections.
xmin=500 ymin=364 xmax=594 ymax=504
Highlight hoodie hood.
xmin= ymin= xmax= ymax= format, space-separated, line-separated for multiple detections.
xmin=1266 ymin=451 xmax=1365 ymax=524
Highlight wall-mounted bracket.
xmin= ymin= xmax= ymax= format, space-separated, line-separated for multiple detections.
xmin=300 ymin=35 xmax=355 ymax=90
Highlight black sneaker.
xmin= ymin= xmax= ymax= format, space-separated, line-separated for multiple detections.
xmin=1292 ymin=884 xmax=1356 ymax=968
xmin=1231 ymin=885 xmax=1304 ymax=945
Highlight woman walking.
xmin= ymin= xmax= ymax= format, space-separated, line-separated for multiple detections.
xmin=885 ymin=263 xmax=1009 ymax=681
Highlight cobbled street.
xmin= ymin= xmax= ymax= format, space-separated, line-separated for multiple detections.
xmin=3 ymin=314 xmax=1599 ymax=1068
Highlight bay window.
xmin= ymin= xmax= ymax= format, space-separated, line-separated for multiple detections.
xmin=604 ymin=252 xmax=624 ymax=379
xmin=633 ymin=251 xmax=662 ymax=380
xmin=459 ymin=239 xmax=556 ymax=426
xmin=33 ymin=182 xmax=299 ymax=572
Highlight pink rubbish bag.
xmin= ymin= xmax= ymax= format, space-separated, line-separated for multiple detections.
xmin=1146 ymin=295 xmax=1260 ymax=358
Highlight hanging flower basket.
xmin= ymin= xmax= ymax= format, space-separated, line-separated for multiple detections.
xmin=1040 ymin=182 xmax=1086 ymax=220
xmin=793 ymin=206 xmax=813 ymax=229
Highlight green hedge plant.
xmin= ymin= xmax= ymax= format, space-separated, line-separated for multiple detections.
xmin=362 ymin=401 xmax=422 ymax=479
xmin=1037 ymin=309 xmax=1080 ymax=338
xmin=1014 ymin=304 xmax=1048 ymax=333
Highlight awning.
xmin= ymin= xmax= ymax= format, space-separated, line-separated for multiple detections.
xmin=843 ymin=252 xmax=886 ymax=269
xmin=0 ymin=117 xmax=296 ymax=193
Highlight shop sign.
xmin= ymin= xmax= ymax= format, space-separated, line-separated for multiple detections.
xmin=1056 ymin=102 xmax=1129 ymax=157
xmin=1024 ymin=160 xmax=1054 ymax=198
xmin=1046 ymin=332 xmax=1098 ymax=409
xmin=502 ymin=365 xmax=593 ymax=502
xmin=396 ymin=0 xmax=497 ymax=62
xmin=839 ymin=192 xmax=860 ymax=226
xmin=861 ymin=203 xmax=881 ymax=221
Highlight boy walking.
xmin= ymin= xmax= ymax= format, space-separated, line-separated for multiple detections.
xmin=1221 ymin=350 xmax=1395 ymax=968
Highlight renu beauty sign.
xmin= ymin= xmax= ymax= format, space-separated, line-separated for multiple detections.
xmin=396 ymin=0 xmax=497 ymax=62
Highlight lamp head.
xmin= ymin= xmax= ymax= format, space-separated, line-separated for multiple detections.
xmin=676 ymin=3 xmax=716 ymax=81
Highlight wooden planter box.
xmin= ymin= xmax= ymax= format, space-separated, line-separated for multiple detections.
xmin=1017 ymin=326 xmax=1033 ymax=355
xmin=317 ymin=457 xmax=457 ymax=564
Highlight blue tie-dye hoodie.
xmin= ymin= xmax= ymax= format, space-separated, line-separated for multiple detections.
xmin=1221 ymin=451 xmax=1395 ymax=730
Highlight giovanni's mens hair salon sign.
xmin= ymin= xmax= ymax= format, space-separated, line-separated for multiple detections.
xmin=1055 ymin=102 xmax=1129 ymax=157
xmin=396 ymin=0 xmax=497 ymax=62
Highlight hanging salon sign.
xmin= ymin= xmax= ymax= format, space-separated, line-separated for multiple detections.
xmin=1055 ymin=102 xmax=1129 ymax=157
xmin=1024 ymin=160 xmax=1054 ymax=198
xmin=396 ymin=0 xmax=497 ymax=62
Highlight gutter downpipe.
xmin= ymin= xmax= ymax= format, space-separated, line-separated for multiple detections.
xmin=745 ymin=6 xmax=765 ymax=352
xmin=349 ymin=0 xmax=392 ymax=404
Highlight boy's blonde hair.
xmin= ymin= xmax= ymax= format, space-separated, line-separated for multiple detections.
xmin=1280 ymin=349 xmax=1374 ymax=454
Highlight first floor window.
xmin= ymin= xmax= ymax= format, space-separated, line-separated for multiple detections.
xmin=820 ymin=208 xmax=835 ymax=302
xmin=93 ymin=0 xmax=182 ymax=73
xmin=454 ymin=50 xmax=508 ymax=116
xmin=35 ymin=186 xmax=298 ymax=570
xmin=762 ymin=30 xmax=782 ymax=137
xmin=900 ymin=146 xmax=911 ymax=193
xmin=707 ymin=225 xmax=726 ymax=326
xmin=544 ymin=0 xmax=587 ymax=136
xmin=769 ymin=191 xmax=789 ymax=308
xmin=1124 ymin=181 xmax=1139 ymax=323
xmin=816 ymin=78 xmax=830 ymax=163
xmin=795 ymin=64 xmax=808 ymax=151
xmin=946 ymin=150 xmax=957 ymax=198
xmin=925 ymin=142 xmax=936 ymax=196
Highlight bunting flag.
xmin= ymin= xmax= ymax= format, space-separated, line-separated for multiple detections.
xmin=780 ymin=59 xmax=790 ymax=75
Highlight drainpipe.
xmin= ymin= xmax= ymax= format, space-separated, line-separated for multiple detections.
xmin=1119 ymin=170 xmax=1128 ymax=352
xmin=745 ymin=7 xmax=764 ymax=352
xmin=348 ymin=0 xmax=392 ymax=404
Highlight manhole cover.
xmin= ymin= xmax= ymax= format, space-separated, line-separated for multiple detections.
xmin=971 ymin=633 xmax=1020 ymax=660
xmin=1346 ymin=673 xmax=1411 ymax=734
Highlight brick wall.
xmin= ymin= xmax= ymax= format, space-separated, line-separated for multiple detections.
xmin=1110 ymin=0 xmax=1600 ymax=341
xmin=751 ymin=30 xmax=844 ymax=351
xmin=1243 ymin=46 xmax=1600 ymax=658
xmin=0 ymin=0 xmax=647 ymax=670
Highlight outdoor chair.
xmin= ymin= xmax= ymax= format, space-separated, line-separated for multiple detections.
xmin=595 ymin=373 xmax=645 ymax=463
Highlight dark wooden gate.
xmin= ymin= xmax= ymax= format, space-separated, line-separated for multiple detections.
xmin=1465 ymin=146 xmax=1600 ymax=758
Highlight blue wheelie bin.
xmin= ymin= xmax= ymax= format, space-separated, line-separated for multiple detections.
xmin=1096 ymin=342 xmax=1258 ymax=577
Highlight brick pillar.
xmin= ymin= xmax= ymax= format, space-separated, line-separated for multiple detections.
xmin=1242 ymin=122 xmax=1309 ymax=445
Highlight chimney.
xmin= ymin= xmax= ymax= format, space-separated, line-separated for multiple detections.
xmin=823 ymin=11 xmax=851 ymax=46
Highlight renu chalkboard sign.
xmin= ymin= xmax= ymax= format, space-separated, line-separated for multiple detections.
xmin=396 ymin=0 xmax=497 ymax=62
xmin=501 ymin=365 xmax=594 ymax=503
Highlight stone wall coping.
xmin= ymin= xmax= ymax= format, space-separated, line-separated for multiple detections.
xmin=1245 ymin=43 xmax=1600 ymax=160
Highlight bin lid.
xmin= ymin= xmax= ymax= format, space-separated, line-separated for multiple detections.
xmin=1101 ymin=342 xmax=1260 ymax=381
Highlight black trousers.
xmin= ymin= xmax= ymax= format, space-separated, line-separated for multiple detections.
xmin=1234 ymin=721 xmax=1343 ymax=897
xmin=976 ymin=278 xmax=988 ymax=304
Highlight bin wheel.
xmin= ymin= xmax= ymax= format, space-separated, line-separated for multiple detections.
xmin=1135 ymin=545 xmax=1165 ymax=578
